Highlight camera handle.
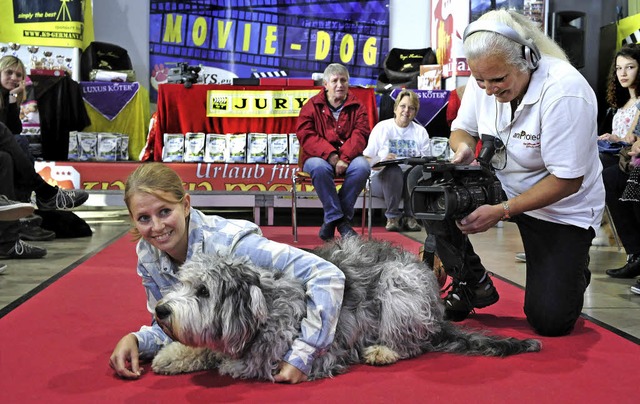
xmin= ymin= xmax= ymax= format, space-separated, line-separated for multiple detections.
xmin=477 ymin=134 xmax=497 ymax=167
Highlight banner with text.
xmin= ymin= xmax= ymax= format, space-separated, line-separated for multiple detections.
xmin=0 ymin=0 xmax=94 ymax=49
xmin=207 ymin=89 xmax=317 ymax=118
xmin=149 ymin=0 xmax=389 ymax=101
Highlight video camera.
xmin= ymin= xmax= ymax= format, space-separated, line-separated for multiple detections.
xmin=410 ymin=134 xmax=504 ymax=221
xmin=167 ymin=62 xmax=201 ymax=88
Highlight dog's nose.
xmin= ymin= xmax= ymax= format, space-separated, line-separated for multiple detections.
xmin=155 ymin=304 xmax=172 ymax=320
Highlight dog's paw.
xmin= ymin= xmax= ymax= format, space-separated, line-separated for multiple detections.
xmin=363 ymin=345 xmax=400 ymax=365
xmin=152 ymin=343 xmax=218 ymax=375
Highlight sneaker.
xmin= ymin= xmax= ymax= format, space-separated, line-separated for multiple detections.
xmin=0 ymin=262 xmax=6 ymax=274
xmin=443 ymin=274 xmax=499 ymax=322
xmin=0 ymin=239 xmax=47 ymax=259
xmin=606 ymin=254 xmax=640 ymax=279
xmin=337 ymin=220 xmax=358 ymax=239
xmin=404 ymin=217 xmax=422 ymax=232
xmin=385 ymin=217 xmax=402 ymax=232
xmin=0 ymin=195 xmax=34 ymax=221
xmin=18 ymin=221 xmax=56 ymax=241
xmin=515 ymin=252 xmax=526 ymax=262
xmin=20 ymin=213 xmax=43 ymax=227
xmin=36 ymin=187 xmax=89 ymax=210
xmin=319 ymin=221 xmax=337 ymax=241
xmin=631 ymin=280 xmax=640 ymax=295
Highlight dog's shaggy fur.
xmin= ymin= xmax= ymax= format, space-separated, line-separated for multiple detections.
xmin=152 ymin=238 xmax=541 ymax=381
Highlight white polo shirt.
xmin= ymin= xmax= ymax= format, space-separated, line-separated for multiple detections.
xmin=451 ymin=57 xmax=605 ymax=229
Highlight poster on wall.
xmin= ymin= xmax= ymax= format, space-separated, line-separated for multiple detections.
xmin=434 ymin=0 xmax=547 ymax=80
xmin=0 ymin=0 xmax=94 ymax=49
xmin=148 ymin=0 xmax=390 ymax=101
xmin=471 ymin=1 xmax=546 ymax=31
xmin=432 ymin=0 xmax=470 ymax=79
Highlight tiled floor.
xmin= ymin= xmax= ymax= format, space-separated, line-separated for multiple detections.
xmin=1 ymin=207 xmax=638 ymax=344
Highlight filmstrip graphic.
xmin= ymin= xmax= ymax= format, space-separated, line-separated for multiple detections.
xmin=149 ymin=0 xmax=389 ymax=85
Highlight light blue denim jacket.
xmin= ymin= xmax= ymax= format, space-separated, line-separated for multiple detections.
xmin=132 ymin=208 xmax=345 ymax=375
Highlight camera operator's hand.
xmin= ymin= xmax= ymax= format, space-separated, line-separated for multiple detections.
xmin=456 ymin=204 xmax=503 ymax=234
xmin=451 ymin=142 xmax=476 ymax=165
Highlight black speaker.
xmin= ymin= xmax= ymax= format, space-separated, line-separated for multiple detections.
xmin=552 ymin=11 xmax=586 ymax=69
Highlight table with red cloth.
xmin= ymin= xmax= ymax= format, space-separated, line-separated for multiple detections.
xmin=141 ymin=84 xmax=379 ymax=162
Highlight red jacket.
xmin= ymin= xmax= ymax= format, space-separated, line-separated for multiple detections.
xmin=296 ymin=89 xmax=370 ymax=167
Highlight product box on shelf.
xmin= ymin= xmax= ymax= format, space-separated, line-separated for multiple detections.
xmin=268 ymin=133 xmax=289 ymax=164
xmin=204 ymin=133 xmax=228 ymax=163
xmin=227 ymin=133 xmax=247 ymax=163
xmin=247 ymin=132 xmax=268 ymax=163
xmin=162 ymin=133 xmax=185 ymax=162
xmin=288 ymin=133 xmax=300 ymax=165
xmin=184 ymin=132 xmax=206 ymax=162
xmin=68 ymin=131 xmax=130 ymax=161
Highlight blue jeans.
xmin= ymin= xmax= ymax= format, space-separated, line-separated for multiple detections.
xmin=303 ymin=156 xmax=370 ymax=223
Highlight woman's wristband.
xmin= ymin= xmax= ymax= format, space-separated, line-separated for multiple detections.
xmin=500 ymin=201 xmax=511 ymax=221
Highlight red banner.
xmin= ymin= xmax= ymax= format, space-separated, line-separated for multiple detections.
xmin=36 ymin=161 xmax=302 ymax=193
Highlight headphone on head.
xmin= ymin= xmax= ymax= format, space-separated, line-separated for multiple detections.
xmin=463 ymin=20 xmax=541 ymax=70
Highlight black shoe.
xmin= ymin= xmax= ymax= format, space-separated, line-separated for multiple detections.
xmin=337 ymin=220 xmax=358 ymax=239
xmin=443 ymin=274 xmax=500 ymax=322
xmin=319 ymin=221 xmax=337 ymax=241
xmin=18 ymin=221 xmax=56 ymax=241
xmin=605 ymin=254 xmax=640 ymax=278
xmin=36 ymin=187 xmax=89 ymax=210
xmin=20 ymin=214 xmax=43 ymax=227
xmin=0 ymin=239 xmax=47 ymax=259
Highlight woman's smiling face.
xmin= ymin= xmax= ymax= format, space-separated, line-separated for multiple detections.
xmin=469 ymin=54 xmax=531 ymax=104
xmin=129 ymin=191 xmax=191 ymax=262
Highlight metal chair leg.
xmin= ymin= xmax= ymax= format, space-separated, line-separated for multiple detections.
xmin=292 ymin=174 xmax=298 ymax=243
xmin=605 ymin=205 xmax=622 ymax=251
xmin=367 ymin=177 xmax=373 ymax=239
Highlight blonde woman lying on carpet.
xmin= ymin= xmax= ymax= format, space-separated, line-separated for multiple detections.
xmin=109 ymin=162 xmax=345 ymax=384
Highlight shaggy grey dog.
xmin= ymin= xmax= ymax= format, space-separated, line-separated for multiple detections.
xmin=152 ymin=237 xmax=540 ymax=381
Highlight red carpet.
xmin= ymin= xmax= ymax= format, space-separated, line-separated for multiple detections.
xmin=0 ymin=227 xmax=637 ymax=403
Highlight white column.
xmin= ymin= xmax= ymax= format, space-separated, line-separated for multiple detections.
xmin=389 ymin=0 xmax=431 ymax=49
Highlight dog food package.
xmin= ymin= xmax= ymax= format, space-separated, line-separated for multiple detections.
xmin=288 ymin=133 xmax=300 ymax=165
xmin=204 ymin=133 xmax=228 ymax=163
xmin=68 ymin=131 xmax=79 ymax=161
xmin=226 ymin=133 xmax=247 ymax=163
xmin=96 ymin=132 xmax=119 ymax=161
xmin=184 ymin=132 xmax=206 ymax=162
xmin=118 ymin=134 xmax=129 ymax=161
xmin=162 ymin=133 xmax=185 ymax=162
xmin=247 ymin=132 xmax=268 ymax=163
xmin=77 ymin=132 xmax=98 ymax=161
xmin=268 ymin=133 xmax=289 ymax=164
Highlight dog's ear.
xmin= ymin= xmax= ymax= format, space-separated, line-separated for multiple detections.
xmin=249 ymin=285 xmax=268 ymax=324
xmin=218 ymin=277 xmax=267 ymax=357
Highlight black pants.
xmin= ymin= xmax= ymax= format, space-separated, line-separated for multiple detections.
xmin=515 ymin=214 xmax=593 ymax=336
xmin=0 ymin=122 xmax=44 ymax=201
xmin=602 ymin=163 xmax=640 ymax=254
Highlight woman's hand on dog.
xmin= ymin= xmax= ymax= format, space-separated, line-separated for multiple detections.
xmin=273 ymin=362 xmax=308 ymax=384
xmin=109 ymin=333 xmax=143 ymax=379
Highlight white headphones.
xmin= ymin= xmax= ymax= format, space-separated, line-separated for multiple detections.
xmin=463 ymin=20 xmax=541 ymax=70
